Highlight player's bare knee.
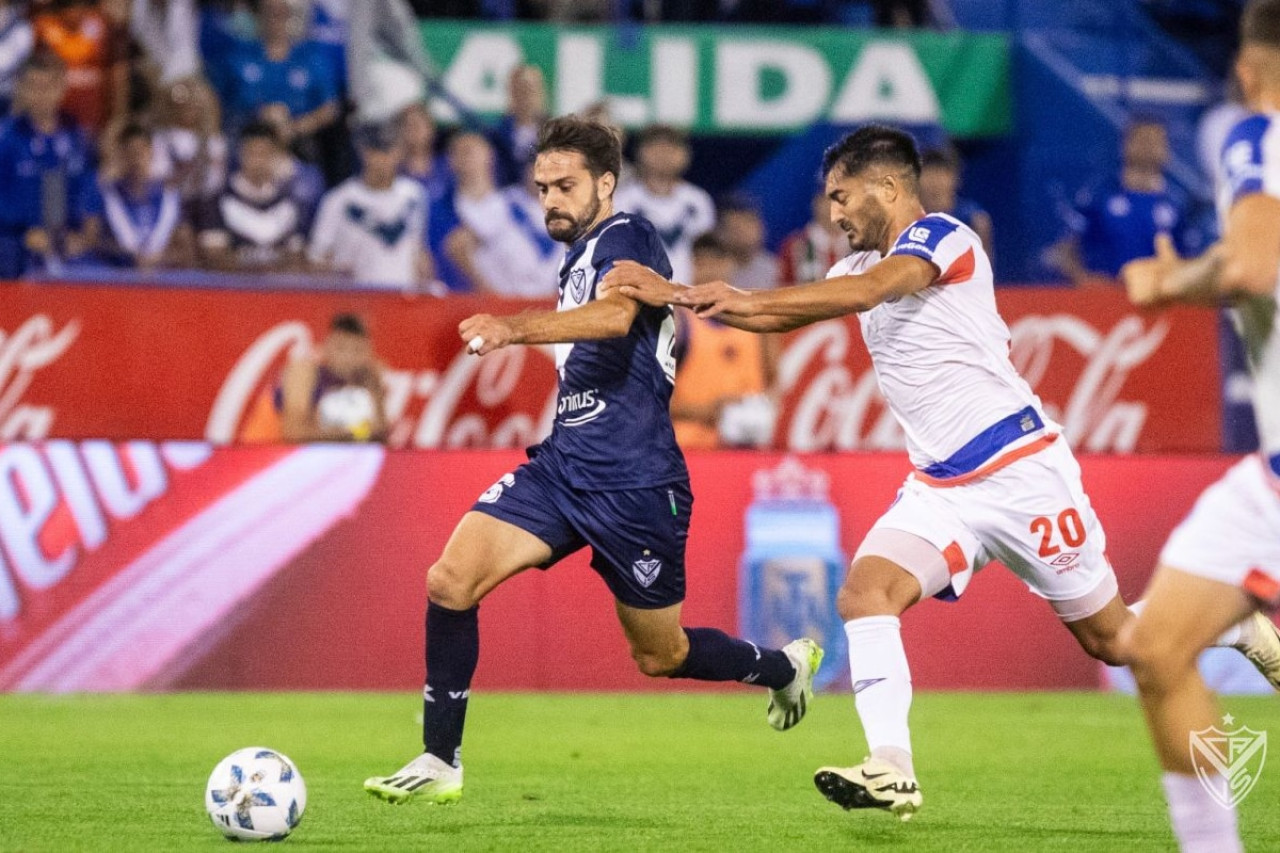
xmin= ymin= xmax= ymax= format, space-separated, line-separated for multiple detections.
xmin=631 ymin=647 xmax=682 ymax=678
xmin=426 ymin=559 xmax=479 ymax=610
xmin=837 ymin=574 xmax=910 ymax=621
xmin=1126 ymin=626 xmax=1196 ymax=692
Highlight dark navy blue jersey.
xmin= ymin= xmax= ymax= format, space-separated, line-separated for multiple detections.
xmin=534 ymin=211 xmax=688 ymax=491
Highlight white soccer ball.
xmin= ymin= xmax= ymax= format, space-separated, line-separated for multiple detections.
xmin=316 ymin=385 xmax=378 ymax=436
xmin=205 ymin=747 xmax=307 ymax=841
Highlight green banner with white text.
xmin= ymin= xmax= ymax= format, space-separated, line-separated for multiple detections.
xmin=421 ymin=22 xmax=1010 ymax=136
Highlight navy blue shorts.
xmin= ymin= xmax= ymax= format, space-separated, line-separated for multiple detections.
xmin=470 ymin=455 xmax=690 ymax=609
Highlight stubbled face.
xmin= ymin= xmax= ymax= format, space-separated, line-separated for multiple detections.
xmin=824 ymin=167 xmax=893 ymax=254
xmin=1123 ymin=123 xmax=1169 ymax=172
xmin=534 ymin=149 xmax=613 ymax=244
xmin=322 ymin=330 xmax=373 ymax=380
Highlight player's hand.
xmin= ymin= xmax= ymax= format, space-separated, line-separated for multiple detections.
xmin=674 ymin=280 xmax=754 ymax=319
xmin=1121 ymin=233 xmax=1179 ymax=307
xmin=600 ymin=261 xmax=681 ymax=306
xmin=458 ymin=314 xmax=516 ymax=356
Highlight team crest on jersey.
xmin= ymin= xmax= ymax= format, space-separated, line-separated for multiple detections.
xmin=569 ymin=268 xmax=588 ymax=303
xmin=632 ymin=552 xmax=662 ymax=588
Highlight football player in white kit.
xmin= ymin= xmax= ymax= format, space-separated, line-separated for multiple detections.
xmin=1119 ymin=3 xmax=1280 ymax=850
xmin=602 ymin=124 xmax=1280 ymax=822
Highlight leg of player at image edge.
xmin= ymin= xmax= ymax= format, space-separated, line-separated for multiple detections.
xmin=814 ymin=614 xmax=923 ymax=822
xmin=364 ymin=605 xmax=824 ymax=805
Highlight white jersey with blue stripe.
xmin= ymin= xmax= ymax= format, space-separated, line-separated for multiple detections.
xmin=827 ymin=213 xmax=1057 ymax=474
xmin=1218 ymin=113 xmax=1280 ymax=478
xmin=535 ymin=211 xmax=687 ymax=491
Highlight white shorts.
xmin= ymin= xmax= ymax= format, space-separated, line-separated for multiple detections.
xmin=858 ymin=436 xmax=1117 ymax=619
xmin=1160 ymin=454 xmax=1280 ymax=606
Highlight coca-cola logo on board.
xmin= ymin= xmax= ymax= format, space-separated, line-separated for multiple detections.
xmin=207 ymin=322 xmax=558 ymax=449
xmin=776 ymin=313 xmax=1170 ymax=453
xmin=0 ymin=316 xmax=80 ymax=440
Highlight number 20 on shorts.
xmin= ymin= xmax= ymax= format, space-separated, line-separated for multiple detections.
xmin=1030 ymin=509 xmax=1087 ymax=558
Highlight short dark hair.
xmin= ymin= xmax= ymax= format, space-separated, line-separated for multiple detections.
xmin=330 ymin=313 xmax=368 ymax=337
xmin=821 ymin=125 xmax=922 ymax=186
xmin=634 ymin=124 xmax=688 ymax=150
xmin=536 ymin=115 xmax=622 ymax=183
xmin=1242 ymin=0 xmax=1280 ymax=48
xmin=692 ymin=232 xmax=732 ymax=258
xmin=240 ymin=119 xmax=281 ymax=147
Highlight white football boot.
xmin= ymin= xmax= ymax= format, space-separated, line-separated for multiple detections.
xmin=767 ymin=638 xmax=824 ymax=731
xmin=814 ymin=757 xmax=922 ymax=821
xmin=364 ymin=752 xmax=463 ymax=805
xmin=1234 ymin=611 xmax=1280 ymax=690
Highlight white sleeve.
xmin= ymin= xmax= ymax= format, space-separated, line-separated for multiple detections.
xmin=689 ymin=186 xmax=716 ymax=239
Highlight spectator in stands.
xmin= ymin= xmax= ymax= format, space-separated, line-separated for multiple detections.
xmin=918 ymin=145 xmax=993 ymax=253
xmin=308 ymin=121 xmax=434 ymax=291
xmin=444 ymin=132 xmax=560 ymax=297
xmin=151 ymin=75 xmax=227 ymax=205
xmin=716 ymin=195 xmax=779 ymax=290
xmin=129 ymin=0 xmax=199 ymax=86
xmin=32 ymin=0 xmax=130 ymax=135
xmin=1050 ymin=118 xmax=1191 ymax=286
xmin=98 ymin=122 xmax=193 ymax=267
xmin=779 ymin=190 xmax=847 ymax=285
xmin=240 ymin=312 xmax=390 ymax=444
xmin=209 ymin=0 xmax=340 ymax=162
xmin=0 ymin=0 xmax=34 ymax=114
xmin=0 ymin=53 xmax=101 ymax=277
xmin=197 ymin=120 xmax=307 ymax=273
xmin=670 ymin=234 xmax=778 ymax=450
xmin=491 ymin=64 xmax=547 ymax=187
xmin=399 ymin=101 xmax=449 ymax=205
xmin=614 ymin=124 xmax=715 ymax=286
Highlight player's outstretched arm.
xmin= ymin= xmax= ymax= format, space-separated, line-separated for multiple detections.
xmin=679 ymin=254 xmax=937 ymax=324
xmin=601 ymin=261 xmax=809 ymax=332
xmin=1123 ymin=196 xmax=1280 ymax=307
xmin=459 ymin=294 xmax=640 ymax=356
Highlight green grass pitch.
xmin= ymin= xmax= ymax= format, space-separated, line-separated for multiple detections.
xmin=1 ymin=691 xmax=1276 ymax=851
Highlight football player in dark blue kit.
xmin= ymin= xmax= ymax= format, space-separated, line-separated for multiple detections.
xmin=365 ymin=116 xmax=823 ymax=804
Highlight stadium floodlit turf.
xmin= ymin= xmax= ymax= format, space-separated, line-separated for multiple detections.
xmin=2 ymin=691 xmax=1276 ymax=851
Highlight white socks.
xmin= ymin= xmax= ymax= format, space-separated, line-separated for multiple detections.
xmin=1162 ymin=772 xmax=1242 ymax=853
xmin=846 ymin=615 xmax=915 ymax=777
xmin=1127 ymin=600 xmax=1243 ymax=648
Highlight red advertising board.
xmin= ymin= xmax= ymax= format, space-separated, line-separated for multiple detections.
xmin=0 ymin=443 xmax=1237 ymax=693
xmin=0 ymin=281 xmax=1220 ymax=452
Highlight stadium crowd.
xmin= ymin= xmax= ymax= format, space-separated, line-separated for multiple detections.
xmin=0 ymin=0 xmax=1212 ymax=303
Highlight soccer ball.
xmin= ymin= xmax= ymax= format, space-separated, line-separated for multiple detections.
xmin=205 ymin=747 xmax=307 ymax=841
